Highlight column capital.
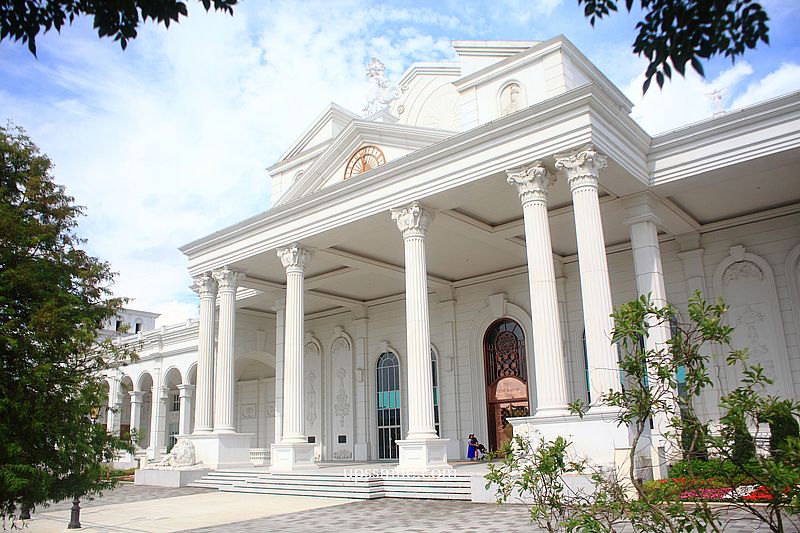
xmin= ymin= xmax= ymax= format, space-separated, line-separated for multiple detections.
xmin=178 ymin=384 xmax=195 ymax=397
xmin=506 ymin=162 xmax=555 ymax=205
xmin=277 ymin=243 xmax=313 ymax=273
xmin=555 ymin=144 xmax=607 ymax=191
xmin=191 ymin=272 xmax=218 ymax=299
xmin=391 ymin=201 xmax=432 ymax=238
xmin=129 ymin=390 xmax=144 ymax=403
xmin=212 ymin=266 xmax=245 ymax=292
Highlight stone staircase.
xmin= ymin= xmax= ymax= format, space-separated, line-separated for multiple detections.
xmin=189 ymin=470 xmax=473 ymax=500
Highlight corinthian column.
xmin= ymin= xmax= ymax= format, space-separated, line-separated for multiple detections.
xmin=556 ymin=145 xmax=621 ymax=406
xmin=212 ymin=266 xmax=245 ymax=433
xmin=271 ymin=244 xmax=317 ymax=472
xmin=277 ymin=244 xmax=312 ymax=443
xmin=392 ymin=202 xmax=438 ymax=439
xmin=507 ymin=163 xmax=569 ymax=416
xmin=391 ymin=202 xmax=450 ymax=473
xmin=192 ymin=273 xmax=217 ymax=433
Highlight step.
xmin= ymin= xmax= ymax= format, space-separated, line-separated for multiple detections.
xmin=242 ymin=479 xmax=381 ymax=489
xmin=221 ymin=485 xmax=381 ymax=499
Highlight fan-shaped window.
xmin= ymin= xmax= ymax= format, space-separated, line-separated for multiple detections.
xmin=484 ymin=319 xmax=527 ymax=385
xmin=376 ymin=351 xmax=401 ymax=460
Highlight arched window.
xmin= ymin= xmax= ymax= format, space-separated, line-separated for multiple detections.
xmin=376 ymin=351 xmax=401 ymax=460
xmin=431 ymin=349 xmax=440 ymax=436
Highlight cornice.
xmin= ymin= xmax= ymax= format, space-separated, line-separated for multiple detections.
xmin=452 ymin=35 xmax=633 ymax=113
xmin=180 ymin=84 xmax=650 ymax=274
xmin=398 ymin=61 xmax=461 ymax=87
xmin=649 ymin=92 xmax=800 ymax=186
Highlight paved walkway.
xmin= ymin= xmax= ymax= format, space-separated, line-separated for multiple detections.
xmin=18 ymin=483 xmax=787 ymax=532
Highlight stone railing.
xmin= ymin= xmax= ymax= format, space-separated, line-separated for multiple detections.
xmin=250 ymin=448 xmax=271 ymax=465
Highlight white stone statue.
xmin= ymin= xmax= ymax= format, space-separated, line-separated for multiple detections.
xmin=143 ymin=438 xmax=204 ymax=470
xmin=362 ymin=57 xmax=400 ymax=116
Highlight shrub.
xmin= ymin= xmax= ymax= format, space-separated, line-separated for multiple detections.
xmin=766 ymin=401 xmax=800 ymax=457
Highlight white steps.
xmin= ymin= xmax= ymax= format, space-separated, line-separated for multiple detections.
xmin=189 ymin=470 xmax=472 ymax=500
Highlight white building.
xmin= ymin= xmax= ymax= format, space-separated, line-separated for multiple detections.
xmin=105 ymin=37 xmax=800 ymax=478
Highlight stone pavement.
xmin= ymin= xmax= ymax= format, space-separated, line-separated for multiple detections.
xmin=181 ymin=498 xmax=784 ymax=533
xmin=15 ymin=483 xmax=790 ymax=533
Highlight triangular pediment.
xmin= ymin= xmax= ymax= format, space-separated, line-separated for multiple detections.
xmin=275 ymin=120 xmax=454 ymax=206
xmin=279 ymin=103 xmax=361 ymax=162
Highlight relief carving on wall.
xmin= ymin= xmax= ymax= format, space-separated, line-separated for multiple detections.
xmin=333 ymin=448 xmax=353 ymax=460
xmin=305 ymin=371 xmax=317 ymax=426
xmin=500 ymin=83 xmax=522 ymax=116
xmin=723 ymin=260 xmax=764 ymax=286
xmin=241 ymin=404 xmax=257 ymax=419
xmin=334 ymin=367 xmax=351 ymax=428
xmin=735 ymin=306 xmax=769 ymax=357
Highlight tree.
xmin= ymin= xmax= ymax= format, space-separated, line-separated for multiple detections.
xmin=577 ymin=0 xmax=770 ymax=92
xmin=487 ymin=293 xmax=800 ymax=532
xmin=0 ymin=0 xmax=238 ymax=56
xmin=0 ymin=124 xmax=133 ymax=525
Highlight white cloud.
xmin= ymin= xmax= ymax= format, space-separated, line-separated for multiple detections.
xmin=624 ymin=61 xmax=754 ymax=134
xmin=0 ymin=0 xmax=470 ymax=327
xmin=731 ymin=63 xmax=800 ymax=109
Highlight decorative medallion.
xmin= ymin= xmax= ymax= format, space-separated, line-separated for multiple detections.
xmin=344 ymin=145 xmax=386 ymax=180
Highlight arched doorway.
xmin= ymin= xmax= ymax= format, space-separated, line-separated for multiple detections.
xmin=484 ymin=319 xmax=529 ymax=451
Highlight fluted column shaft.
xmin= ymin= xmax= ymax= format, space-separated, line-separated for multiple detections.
xmin=178 ymin=384 xmax=195 ymax=436
xmin=556 ymin=146 xmax=621 ymax=404
xmin=273 ymin=298 xmax=286 ymax=445
xmin=278 ymin=244 xmax=312 ymax=443
xmin=129 ymin=391 xmax=144 ymax=436
xmin=213 ymin=267 xmax=244 ymax=433
xmin=392 ymin=202 xmax=437 ymax=440
xmin=192 ymin=274 xmax=217 ymax=433
xmin=507 ymin=164 xmax=569 ymax=415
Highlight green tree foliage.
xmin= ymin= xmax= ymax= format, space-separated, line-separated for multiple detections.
xmin=0 ymin=125 xmax=133 ymax=524
xmin=577 ymin=0 xmax=770 ymax=92
xmin=765 ymin=400 xmax=800 ymax=458
xmin=487 ymin=293 xmax=800 ymax=532
xmin=0 ymin=0 xmax=238 ymax=56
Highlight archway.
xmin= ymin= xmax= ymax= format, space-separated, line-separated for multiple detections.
xmin=137 ymin=372 xmax=153 ymax=449
xmin=483 ymin=318 xmax=529 ymax=451
xmin=162 ymin=367 xmax=182 ymax=451
xmin=119 ymin=376 xmax=133 ymax=439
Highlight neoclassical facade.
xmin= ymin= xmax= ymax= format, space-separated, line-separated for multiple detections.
xmin=105 ymin=37 xmax=800 ymax=476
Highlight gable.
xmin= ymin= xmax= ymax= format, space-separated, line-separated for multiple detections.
xmin=275 ymin=120 xmax=454 ymax=206
xmin=280 ymin=103 xmax=360 ymax=162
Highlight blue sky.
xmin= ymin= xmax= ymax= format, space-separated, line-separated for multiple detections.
xmin=2 ymin=0 xmax=798 ymax=324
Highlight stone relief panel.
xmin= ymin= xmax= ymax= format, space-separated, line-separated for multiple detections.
xmin=714 ymin=248 xmax=795 ymax=400
xmin=304 ymin=341 xmax=322 ymax=458
xmin=499 ymin=82 xmax=524 ymax=116
xmin=330 ymin=335 xmax=354 ymax=460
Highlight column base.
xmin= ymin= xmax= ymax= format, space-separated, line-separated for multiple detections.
xmin=533 ymin=405 xmax=573 ymax=418
xmin=509 ymin=411 xmax=628 ymax=469
xmin=395 ymin=438 xmax=452 ymax=474
xmin=270 ymin=442 xmax=318 ymax=472
xmin=186 ymin=432 xmax=253 ymax=469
